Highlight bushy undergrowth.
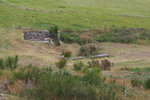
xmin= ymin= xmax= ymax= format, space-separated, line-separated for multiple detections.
xmin=73 ymin=61 xmax=85 ymax=71
xmin=0 ymin=55 xmax=19 ymax=70
xmin=131 ymin=78 xmax=142 ymax=87
xmin=48 ymin=25 xmax=58 ymax=37
xmin=95 ymin=27 xmax=150 ymax=44
xmin=144 ymin=78 xmax=150 ymax=89
xmin=62 ymin=51 xmax=72 ymax=58
xmin=11 ymin=66 xmax=122 ymax=100
xmin=55 ymin=59 xmax=67 ymax=69
xmin=60 ymin=32 xmax=85 ymax=44
xmin=79 ymin=44 xmax=99 ymax=56
xmin=87 ymin=59 xmax=112 ymax=70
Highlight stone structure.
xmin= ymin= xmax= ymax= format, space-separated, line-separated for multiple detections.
xmin=24 ymin=30 xmax=53 ymax=41
xmin=23 ymin=30 xmax=61 ymax=45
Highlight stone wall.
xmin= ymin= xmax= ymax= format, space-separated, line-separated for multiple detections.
xmin=23 ymin=30 xmax=54 ymax=41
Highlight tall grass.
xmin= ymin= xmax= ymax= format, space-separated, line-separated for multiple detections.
xmin=0 ymin=55 xmax=19 ymax=70
xmin=11 ymin=66 xmax=122 ymax=100
xmin=95 ymin=27 xmax=150 ymax=44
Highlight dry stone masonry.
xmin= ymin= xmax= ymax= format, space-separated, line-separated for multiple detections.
xmin=23 ymin=30 xmax=61 ymax=45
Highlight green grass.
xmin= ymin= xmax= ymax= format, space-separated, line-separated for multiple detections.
xmin=0 ymin=0 xmax=150 ymax=30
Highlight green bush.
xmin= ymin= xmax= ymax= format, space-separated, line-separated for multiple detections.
xmin=60 ymin=32 xmax=84 ymax=44
xmin=11 ymin=66 xmax=121 ymax=100
xmin=73 ymin=61 xmax=85 ymax=71
xmin=0 ymin=55 xmax=19 ymax=70
xmin=5 ymin=55 xmax=19 ymax=70
xmin=81 ymin=68 xmax=101 ymax=86
xmin=0 ymin=58 xmax=4 ymax=69
xmin=62 ymin=51 xmax=72 ymax=58
xmin=79 ymin=44 xmax=98 ymax=56
xmin=95 ymin=27 xmax=150 ymax=44
xmin=144 ymin=78 xmax=150 ymax=89
xmin=13 ymin=65 xmax=41 ymax=83
xmin=131 ymin=78 xmax=142 ymax=87
xmin=87 ymin=60 xmax=101 ymax=68
xmin=56 ymin=59 xmax=67 ymax=69
xmin=48 ymin=25 xmax=58 ymax=37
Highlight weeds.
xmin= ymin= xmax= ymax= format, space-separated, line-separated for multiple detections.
xmin=0 ymin=55 xmax=19 ymax=70
xmin=48 ymin=25 xmax=58 ymax=37
xmin=73 ymin=61 xmax=85 ymax=71
xmin=95 ymin=27 xmax=150 ymax=44
xmin=101 ymin=59 xmax=112 ymax=70
xmin=55 ymin=59 xmax=67 ymax=69
xmin=62 ymin=51 xmax=72 ymax=58
xmin=0 ymin=58 xmax=4 ymax=69
xmin=144 ymin=78 xmax=150 ymax=89
xmin=131 ymin=78 xmax=142 ymax=87
xmin=87 ymin=60 xmax=101 ymax=68
xmin=5 ymin=55 xmax=19 ymax=70
xmin=79 ymin=44 xmax=99 ymax=56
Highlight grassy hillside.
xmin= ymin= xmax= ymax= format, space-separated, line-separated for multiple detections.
xmin=0 ymin=0 xmax=150 ymax=30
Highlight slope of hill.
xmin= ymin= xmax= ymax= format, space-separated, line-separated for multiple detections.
xmin=0 ymin=0 xmax=150 ymax=30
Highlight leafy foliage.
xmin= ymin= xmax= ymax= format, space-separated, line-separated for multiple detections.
xmin=95 ymin=27 xmax=150 ymax=44
xmin=144 ymin=78 xmax=150 ymax=89
xmin=5 ymin=55 xmax=19 ymax=70
xmin=79 ymin=44 xmax=98 ymax=56
xmin=48 ymin=25 xmax=58 ymax=37
xmin=56 ymin=59 xmax=67 ymax=69
xmin=73 ymin=61 xmax=85 ymax=71
xmin=131 ymin=78 xmax=142 ymax=87
xmin=0 ymin=58 xmax=4 ymax=69
xmin=62 ymin=51 xmax=72 ymax=58
xmin=0 ymin=55 xmax=19 ymax=70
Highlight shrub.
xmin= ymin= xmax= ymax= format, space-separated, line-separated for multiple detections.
xmin=131 ymin=79 xmax=142 ymax=87
xmin=48 ymin=25 xmax=58 ymax=37
xmin=144 ymin=78 xmax=150 ymax=89
xmin=95 ymin=27 xmax=150 ymax=44
xmin=62 ymin=51 xmax=72 ymax=58
xmin=60 ymin=32 xmax=84 ymax=44
xmin=56 ymin=59 xmax=67 ymax=69
xmin=0 ymin=58 xmax=4 ymax=69
xmin=12 ymin=66 xmax=121 ymax=100
xmin=73 ymin=61 xmax=85 ymax=71
xmin=101 ymin=59 xmax=112 ymax=70
xmin=81 ymin=68 xmax=102 ymax=86
xmin=79 ymin=44 xmax=98 ymax=56
xmin=95 ymin=27 xmax=139 ymax=43
xmin=80 ymin=33 xmax=92 ymax=44
xmin=87 ymin=60 xmax=101 ymax=68
xmin=13 ymin=65 xmax=41 ymax=83
xmin=5 ymin=55 xmax=19 ymax=70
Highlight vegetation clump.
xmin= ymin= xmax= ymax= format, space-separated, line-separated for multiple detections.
xmin=95 ymin=27 xmax=150 ymax=44
xmin=131 ymin=78 xmax=142 ymax=87
xmin=56 ymin=59 xmax=67 ymax=69
xmin=79 ymin=44 xmax=99 ymax=56
xmin=48 ymin=25 xmax=58 ymax=37
xmin=73 ymin=61 xmax=85 ymax=71
xmin=0 ymin=55 xmax=19 ymax=70
xmin=144 ymin=78 xmax=150 ymax=89
xmin=101 ymin=59 xmax=112 ymax=70
xmin=62 ymin=51 xmax=72 ymax=58
xmin=87 ymin=60 xmax=101 ymax=68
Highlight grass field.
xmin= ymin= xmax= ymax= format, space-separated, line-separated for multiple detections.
xmin=1 ymin=0 xmax=150 ymax=99
xmin=0 ymin=0 xmax=150 ymax=30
